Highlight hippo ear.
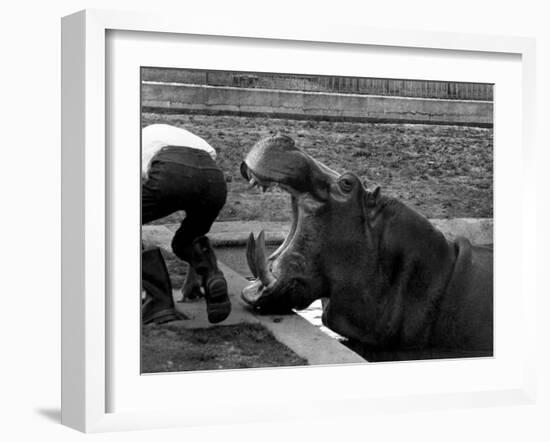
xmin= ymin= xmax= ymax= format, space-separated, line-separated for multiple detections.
xmin=362 ymin=186 xmax=381 ymax=223
xmin=366 ymin=186 xmax=381 ymax=208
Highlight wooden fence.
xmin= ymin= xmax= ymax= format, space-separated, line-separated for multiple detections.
xmin=142 ymin=67 xmax=493 ymax=101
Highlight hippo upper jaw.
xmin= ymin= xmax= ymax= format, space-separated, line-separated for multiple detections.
xmin=240 ymin=133 xmax=339 ymax=201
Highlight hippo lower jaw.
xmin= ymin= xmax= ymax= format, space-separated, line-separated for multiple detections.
xmin=241 ymin=279 xmax=266 ymax=305
xmin=241 ymin=230 xmax=297 ymax=313
xmin=241 ymin=217 xmax=321 ymax=312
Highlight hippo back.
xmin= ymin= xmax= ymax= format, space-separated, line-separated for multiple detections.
xmin=432 ymin=238 xmax=493 ymax=355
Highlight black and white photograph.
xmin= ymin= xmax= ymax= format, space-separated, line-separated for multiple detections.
xmin=5 ymin=0 xmax=546 ymax=438
xmin=140 ymin=67 xmax=494 ymax=373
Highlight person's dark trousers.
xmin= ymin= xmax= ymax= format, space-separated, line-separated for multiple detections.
xmin=142 ymin=147 xmax=227 ymax=261
xmin=141 ymin=247 xmax=185 ymax=324
xmin=141 ymin=146 xmax=230 ymax=323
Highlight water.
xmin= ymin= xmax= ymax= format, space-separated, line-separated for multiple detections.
xmin=294 ymin=300 xmax=344 ymax=340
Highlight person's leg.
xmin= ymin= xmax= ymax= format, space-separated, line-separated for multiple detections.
xmin=171 ymin=168 xmax=230 ymax=323
xmin=141 ymin=247 xmax=187 ymax=324
xmin=141 ymin=161 xmax=188 ymax=323
xmin=191 ymin=236 xmax=231 ymax=323
xmin=170 ymin=166 xmax=227 ymax=261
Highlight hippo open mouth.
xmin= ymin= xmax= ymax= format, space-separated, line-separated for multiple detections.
xmin=240 ymin=134 xmax=341 ymax=313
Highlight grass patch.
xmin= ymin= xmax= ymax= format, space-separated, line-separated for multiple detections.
xmin=141 ymin=322 xmax=308 ymax=372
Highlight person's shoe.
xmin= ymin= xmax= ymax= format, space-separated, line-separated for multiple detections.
xmin=191 ymin=236 xmax=232 ymax=323
xmin=205 ymin=273 xmax=231 ymax=323
xmin=142 ymin=297 xmax=186 ymax=324
xmin=142 ymin=247 xmax=187 ymax=324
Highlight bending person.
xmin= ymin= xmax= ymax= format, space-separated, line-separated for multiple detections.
xmin=141 ymin=123 xmax=231 ymax=324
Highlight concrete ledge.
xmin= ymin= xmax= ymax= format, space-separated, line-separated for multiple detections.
xmin=152 ymin=218 xmax=493 ymax=248
xmin=142 ymin=82 xmax=493 ymax=127
xmin=430 ymin=218 xmax=493 ymax=245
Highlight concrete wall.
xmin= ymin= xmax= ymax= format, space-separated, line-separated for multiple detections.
xmin=142 ymin=82 xmax=493 ymax=126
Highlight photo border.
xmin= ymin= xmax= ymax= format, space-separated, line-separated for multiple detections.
xmin=61 ymin=9 xmax=537 ymax=432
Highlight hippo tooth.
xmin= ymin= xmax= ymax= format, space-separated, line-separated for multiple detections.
xmin=255 ymin=230 xmax=276 ymax=287
xmin=249 ymin=178 xmax=258 ymax=188
xmin=246 ymin=232 xmax=258 ymax=278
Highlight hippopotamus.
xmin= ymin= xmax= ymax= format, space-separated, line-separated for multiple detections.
xmin=240 ymin=134 xmax=493 ymax=361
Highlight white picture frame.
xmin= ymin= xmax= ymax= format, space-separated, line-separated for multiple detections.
xmin=61 ymin=9 xmax=537 ymax=433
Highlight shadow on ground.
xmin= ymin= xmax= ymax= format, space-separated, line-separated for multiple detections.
xmin=35 ymin=408 xmax=61 ymax=423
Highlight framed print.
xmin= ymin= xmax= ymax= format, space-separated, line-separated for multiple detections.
xmin=61 ymin=9 xmax=537 ymax=433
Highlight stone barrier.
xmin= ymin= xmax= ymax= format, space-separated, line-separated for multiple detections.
xmin=149 ymin=219 xmax=493 ymax=248
xmin=142 ymin=82 xmax=493 ymax=127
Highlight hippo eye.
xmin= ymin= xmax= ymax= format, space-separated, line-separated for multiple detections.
xmin=338 ymin=176 xmax=354 ymax=193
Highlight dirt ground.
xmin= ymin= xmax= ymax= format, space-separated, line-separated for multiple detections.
xmin=142 ymin=112 xmax=493 ymax=225
xmin=141 ymin=323 xmax=307 ymax=372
